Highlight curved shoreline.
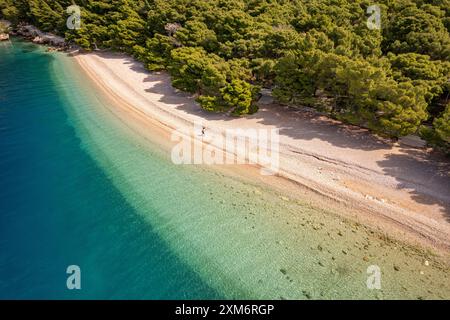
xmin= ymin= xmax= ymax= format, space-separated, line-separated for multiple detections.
xmin=71 ymin=50 xmax=450 ymax=255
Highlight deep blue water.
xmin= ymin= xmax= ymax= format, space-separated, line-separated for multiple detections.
xmin=0 ymin=39 xmax=221 ymax=299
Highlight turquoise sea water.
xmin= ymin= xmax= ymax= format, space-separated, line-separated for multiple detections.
xmin=0 ymin=39 xmax=223 ymax=299
xmin=1 ymin=39 xmax=449 ymax=299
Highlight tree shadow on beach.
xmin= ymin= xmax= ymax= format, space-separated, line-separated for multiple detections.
xmin=252 ymin=104 xmax=393 ymax=151
xmin=72 ymin=52 xmax=399 ymax=152
xmin=143 ymin=77 xmax=395 ymax=150
xmin=376 ymin=148 xmax=450 ymax=220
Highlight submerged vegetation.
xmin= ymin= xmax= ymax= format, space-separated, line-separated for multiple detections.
xmin=1 ymin=0 xmax=449 ymax=149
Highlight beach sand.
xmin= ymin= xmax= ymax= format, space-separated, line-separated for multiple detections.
xmin=72 ymin=51 xmax=450 ymax=255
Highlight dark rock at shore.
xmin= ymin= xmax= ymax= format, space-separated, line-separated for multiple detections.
xmin=16 ymin=24 xmax=67 ymax=48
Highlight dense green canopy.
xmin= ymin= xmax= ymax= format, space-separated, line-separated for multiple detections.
xmin=1 ymin=0 xmax=449 ymax=151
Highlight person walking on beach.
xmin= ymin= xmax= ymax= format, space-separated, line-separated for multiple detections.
xmin=201 ymin=126 xmax=206 ymax=136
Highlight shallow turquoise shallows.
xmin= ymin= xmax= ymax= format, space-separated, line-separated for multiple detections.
xmin=1 ymin=39 xmax=449 ymax=300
